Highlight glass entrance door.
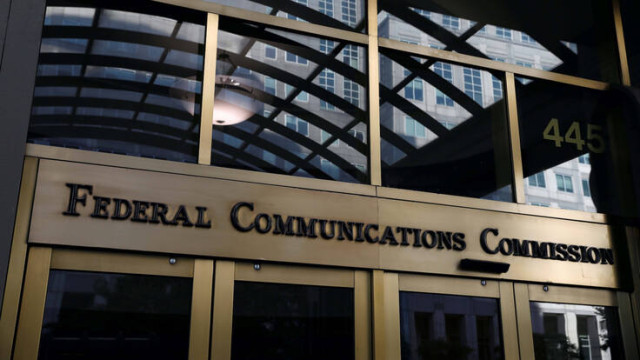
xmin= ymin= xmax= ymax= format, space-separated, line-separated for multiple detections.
xmin=13 ymin=248 xmax=213 ymax=360
xmin=394 ymin=274 xmax=517 ymax=360
xmin=209 ymin=261 xmax=370 ymax=360
xmin=514 ymin=283 xmax=639 ymax=360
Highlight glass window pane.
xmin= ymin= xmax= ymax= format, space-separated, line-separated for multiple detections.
xmin=38 ymin=270 xmax=192 ymax=360
xmin=202 ymin=0 xmax=365 ymax=32
xmin=232 ymin=281 xmax=354 ymax=360
xmin=378 ymin=0 xmax=619 ymax=82
xmin=380 ymin=49 xmax=512 ymax=202
xmin=400 ymin=292 xmax=503 ymax=360
xmin=29 ymin=0 xmax=206 ymax=163
xmin=530 ymin=302 xmax=625 ymax=359
xmin=518 ymin=79 xmax=622 ymax=213
xmin=212 ymin=20 xmax=368 ymax=183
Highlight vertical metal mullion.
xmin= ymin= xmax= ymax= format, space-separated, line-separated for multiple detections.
xmin=198 ymin=13 xmax=219 ymax=165
xmin=0 ymin=157 xmax=38 ymax=360
xmin=372 ymin=270 xmax=400 ymax=360
xmin=367 ymin=0 xmax=381 ymax=186
xmin=12 ymin=247 xmax=52 ymax=360
xmin=188 ymin=259 xmax=214 ymax=360
xmin=499 ymin=282 xmax=520 ymax=360
xmin=514 ymin=283 xmax=534 ymax=360
xmin=625 ymin=226 xmax=640 ymax=355
xmin=613 ymin=0 xmax=631 ymax=86
xmin=618 ymin=291 xmax=640 ymax=360
xmin=211 ymin=260 xmax=234 ymax=360
xmin=354 ymin=270 xmax=371 ymax=360
xmin=505 ymin=72 xmax=525 ymax=204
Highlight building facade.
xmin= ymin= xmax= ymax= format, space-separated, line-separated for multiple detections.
xmin=1 ymin=0 xmax=640 ymax=359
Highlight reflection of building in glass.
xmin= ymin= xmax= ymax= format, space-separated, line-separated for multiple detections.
xmin=29 ymin=4 xmax=206 ymax=163
xmin=525 ymin=155 xmax=595 ymax=212
xmin=378 ymin=9 xmax=595 ymax=211
xmin=212 ymin=13 xmax=369 ymax=183
xmin=531 ymin=302 xmax=620 ymax=360
xmin=400 ymin=292 xmax=502 ymax=360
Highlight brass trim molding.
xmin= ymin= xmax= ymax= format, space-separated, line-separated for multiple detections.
xmin=189 ymin=259 xmax=214 ymax=360
xmin=211 ymin=260 xmax=234 ymax=360
xmin=499 ymin=282 xmax=520 ymax=360
xmin=514 ymin=283 xmax=535 ymax=360
xmin=613 ymin=0 xmax=631 ymax=86
xmin=26 ymin=143 xmax=377 ymax=197
xmin=398 ymin=273 xmax=500 ymax=298
xmin=235 ymin=262 xmax=354 ymax=287
xmin=527 ymin=283 xmax=618 ymax=306
xmin=354 ymin=270 xmax=371 ymax=360
xmin=13 ymin=247 xmax=52 ymax=360
xmin=153 ymin=0 xmax=368 ymax=45
xmin=375 ymin=186 xmax=607 ymax=223
xmin=50 ymin=248 xmax=195 ymax=277
xmin=26 ymin=143 xmax=608 ymax=224
xmin=198 ymin=13 xmax=218 ymax=165
xmin=0 ymin=157 xmax=38 ymax=360
xmin=367 ymin=0 xmax=381 ymax=186
xmin=505 ymin=73 xmax=526 ymax=204
xmin=378 ymin=38 xmax=610 ymax=91
xmin=372 ymin=270 xmax=401 ymax=360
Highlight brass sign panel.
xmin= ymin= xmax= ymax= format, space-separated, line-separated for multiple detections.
xmin=29 ymin=160 xmax=619 ymax=288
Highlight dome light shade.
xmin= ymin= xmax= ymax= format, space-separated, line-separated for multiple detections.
xmin=212 ymin=74 xmax=261 ymax=126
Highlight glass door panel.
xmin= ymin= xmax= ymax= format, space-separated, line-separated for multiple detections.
xmin=400 ymin=292 xmax=502 ymax=360
xmin=14 ymin=248 xmax=212 ymax=360
xmin=530 ymin=301 xmax=623 ymax=359
xmin=211 ymin=261 xmax=369 ymax=360
xmin=38 ymin=270 xmax=192 ymax=360
xmin=232 ymin=281 xmax=354 ymax=359
xmin=397 ymin=274 xmax=509 ymax=360
xmin=515 ymin=283 xmax=637 ymax=360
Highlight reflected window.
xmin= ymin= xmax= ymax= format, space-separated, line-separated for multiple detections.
xmin=492 ymin=76 xmax=503 ymax=101
xmin=528 ymin=172 xmax=546 ymax=188
xmin=582 ymin=179 xmax=591 ymax=197
xmin=495 ymin=27 xmax=511 ymax=40
xmin=520 ymin=32 xmax=536 ymax=44
xmin=319 ymin=69 xmax=336 ymax=109
xmin=405 ymin=117 xmax=426 ymax=138
xmin=404 ymin=69 xmax=424 ymax=101
xmin=579 ymin=154 xmax=590 ymax=164
xmin=442 ymin=15 xmax=459 ymax=30
xmin=556 ymin=174 xmax=574 ymax=193
xmin=463 ymin=68 xmax=483 ymax=105
xmin=433 ymin=63 xmax=454 ymax=106
xmin=38 ymin=270 xmax=192 ymax=360
xmin=531 ymin=302 xmax=624 ymax=360
xmin=232 ymin=281 xmax=354 ymax=360
xmin=265 ymin=45 xmax=277 ymax=59
xmin=400 ymin=292 xmax=503 ymax=360
xmin=286 ymin=115 xmax=309 ymax=136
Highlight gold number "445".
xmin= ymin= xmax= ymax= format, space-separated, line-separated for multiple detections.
xmin=542 ymin=118 xmax=605 ymax=154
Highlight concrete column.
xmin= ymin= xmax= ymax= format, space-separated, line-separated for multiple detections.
xmin=0 ymin=0 xmax=46 ymax=315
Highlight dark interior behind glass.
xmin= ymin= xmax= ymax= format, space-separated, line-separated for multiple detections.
xmin=232 ymin=281 xmax=354 ymax=360
xmin=38 ymin=270 xmax=192 ymax=360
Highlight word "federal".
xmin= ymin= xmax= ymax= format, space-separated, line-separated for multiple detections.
xmin=62 ymin=183 xmax=211 ymax=228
